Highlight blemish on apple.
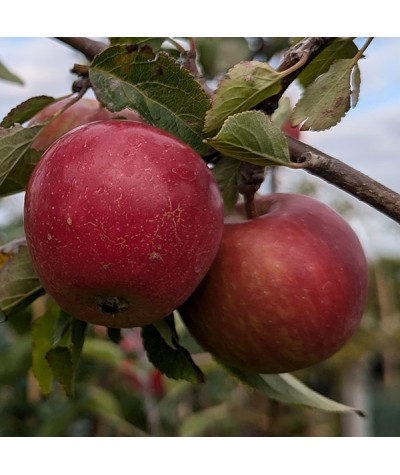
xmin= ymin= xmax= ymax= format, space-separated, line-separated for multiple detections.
xmin=96 ymin=296 xmax=130 ymax=315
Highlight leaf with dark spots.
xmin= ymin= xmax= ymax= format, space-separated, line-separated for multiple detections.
xmin=89 ymin=45 xmax=210 ymax=155
xmin=204 ymin=60 xmax=282 ymax=134
xmin=292 ymin=58 xmax=360 ymax=131
xmin=298 ymin=38 xmax=359 ymax=88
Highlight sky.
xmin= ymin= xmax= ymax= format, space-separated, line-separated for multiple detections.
xmin=1 ymin=36 xmax=400 ymax=259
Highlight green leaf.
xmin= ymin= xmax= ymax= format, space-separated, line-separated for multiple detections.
xmin=0 ymin=238 xmax=44 ymax=321
xmin=46 ymin=316 xmax=87 ymax=397
xmin=292 ymin=59 xmax=360 ymax=130
xmin=204 ymin=61 xmax=282 ymax=134
xmin=32 ymin=299 xmax=60 ymax=395
xmin=70 ymin=317 xmax=87 ymax=366
xmin=0 ymin=148 xmax=41 ymax=197
xmin=211 ymin=156 xmax=242 ymax=212
xmin=206 ymin=110 xmax=291 ymax=167
xmin=0 ymin=124 xmax=43 ymax=190
xmin=89 ymin=46 xmax=211 ymax=155
xmin=1 ymin=95 xmax=56 ymax=128
xmin=154 ymin=314 xmax=180 ymax=349
xmin=223 ymin=363 xmax=364 ymax=416
xmin=141 ymin=317 xmax=205 ymax=383
xmin=46 ymin=347 xmax=74 ymax=396
xmin=52 ymin=310 xmax=74 ymax=346
xmin=0 ymin=59 xmax=24 ymax=85
xmin=298 ymin=38 xmax=359 ymax=88
xmin=292 ymin=59 xmax=359 ymax=131
xmin=271 ymin=97 xmax=293 ymax=129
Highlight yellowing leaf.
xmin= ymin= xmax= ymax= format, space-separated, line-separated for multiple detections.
xmin=204 ymin=61 xmax=282 ymax=133
xmin=32 ymin=299 xmax=60 ymax=395
xmin=298 ymin=38 xmax=359 ymax=88
xmin=292 ymin=58 xmax=360 ymax=131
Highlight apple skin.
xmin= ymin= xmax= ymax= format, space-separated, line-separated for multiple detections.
xmin=180 ymin=193 xmax=368 ymax=374
xmin=24 ymin=120 xmax=224 ymax=328
xmin=29 ymin=97 xmax=143 ymax=151
xmin=282 ymin=118 xmax=300 ymax=140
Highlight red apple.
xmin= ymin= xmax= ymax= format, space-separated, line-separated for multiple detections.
xmin=282 ymin=118 xmax=301 ymax=140
xmin=29 ymin=97 xmax=143 ymax=151
xmin=180 ymin=193 xmax=368 ymax=374
xmin=24 ymin=120 xmax=224 ymax=328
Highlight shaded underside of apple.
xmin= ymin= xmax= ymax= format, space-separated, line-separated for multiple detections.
xmin=180 ymin=193 xmax=369 ymax=374
xmin=24 ymin=120 xmax=224 ymax=328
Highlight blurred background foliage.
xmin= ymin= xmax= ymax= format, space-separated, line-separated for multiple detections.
xmin=1 ymin=37 xmax=400 ymax=436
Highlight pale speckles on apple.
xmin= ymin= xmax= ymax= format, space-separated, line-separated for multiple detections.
xmin=95 ymin=185 xmax=107 ymax=194
xmin=24 ymin=121 xmax=225 ymax=328
xmin=149 ymin=251 xmax=162 ymax=261
xmin=171 ymin=167 xmax=198 ymax=182
xmin=194 ymin=250 xmax=211 ymax=273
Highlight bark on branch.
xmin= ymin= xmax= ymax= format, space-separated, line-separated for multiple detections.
xmin=287 ymin=135 xmax=400 ymax=224
xmin=259 ymin=37 xmax=336 ymax=114
xmin=54 ymin=37 xmax=108 ymax=61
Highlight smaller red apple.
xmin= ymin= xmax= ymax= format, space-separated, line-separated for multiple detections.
xmin=29 ymin=97 xmax=143 ymax=151
xmin=180 ymin=193 xmax=369 ymax=374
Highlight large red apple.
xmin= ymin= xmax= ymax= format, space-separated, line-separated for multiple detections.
xmin=24 ymin=120 xmax=224 ymax=328
xmin=29 ymin=97 xmax=143 ymax=151
xmin=180 ymin=193 xmax=368 ymax=374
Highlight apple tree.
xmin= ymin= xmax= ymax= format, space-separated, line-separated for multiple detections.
xmin=0 ymin=37 xmax=397 ymax=431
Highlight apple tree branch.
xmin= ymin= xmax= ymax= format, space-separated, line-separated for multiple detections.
xmin=287 ymin=136 xmax=400 ymax=224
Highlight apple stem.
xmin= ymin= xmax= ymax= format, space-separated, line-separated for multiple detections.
xmin=238 ymin=163 xmax=265 ymax=219
xmin=243 ymin=191 xmax=258 ymax=219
